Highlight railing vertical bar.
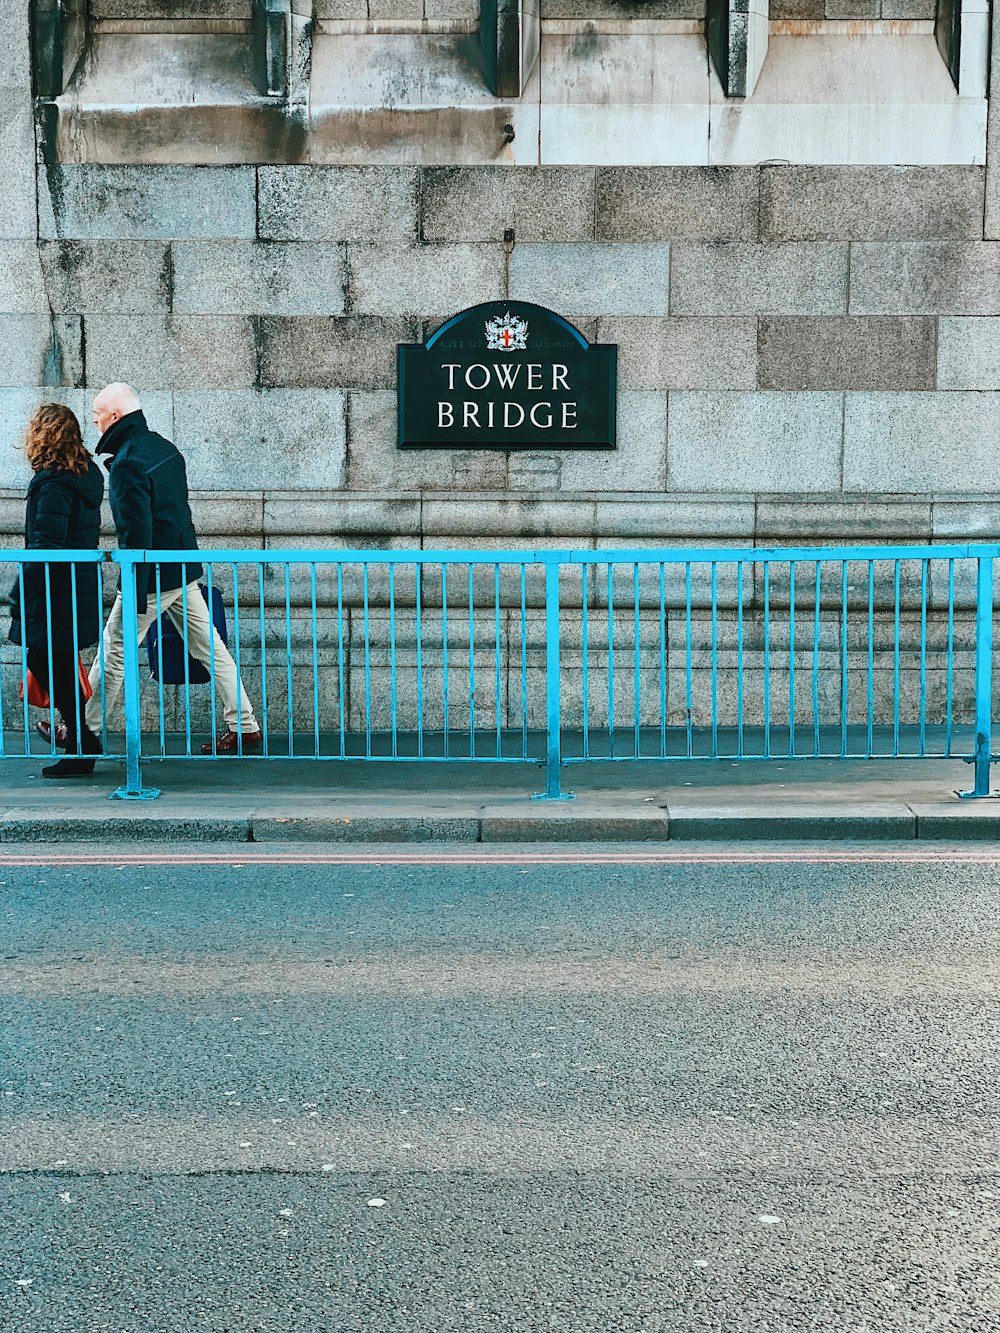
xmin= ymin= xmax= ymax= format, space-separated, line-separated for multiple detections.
xmin=363 ymin=562 xmax=371 ymax=760
xmin=659 ymin=562 xmax=666 ymax=759
xmin=967 ymin=554 xmax=994 ymax=795
xmin=788 ymin=560 xmax=796 ymax=758
xmin=736 ymin=560 xmax=744 ymax=759
xmin=543 ymin=555 xmax=563 ymax=798
xmin=232 ymin=564 xmax=243 ymax=760
xmin=839 ymin=560 xmax=848 ymax=760
xmin=181 ymin=577 xmax=192 ymax=758
xmin=919 ymin=557 xmax=929 ymax=757
xmin=18 ymin=562 xmax=30 ymax=752
xmin=309 ymin=563 xmax=319 ymax=759
xmin=206 ymin=562 xmax=219 ymax=755
xmin=812 ymin=561 xmax=821 ymax=757
xmin=96 ymin=560 xmax=107 ymax=752
xmin=520 ymin=565 xmax=528 ymax=760
xmin=44 ymin=563 xmax=55 ymax=755
xmin=633 ymin=562 xmax=641 ymax=759
xmin=607 ymin=563 xmax=615 ymax=758
xmin=685 ymin=562 xmax=693 ymax=759
xmin=710 ymin=561 xmax=718 ymax=759
xmin=468 ymin=563 xmax=475 ymax=759
xmin=284 ymin=562 xmax=293 ymax=758
xmin=389 ymin=563 xmax=398 ymax=759
xmin=69 ymin=563 xmax=81 ymax=758
xmin=763 ymin=561 xmax=771 ymax=759
xmin=945 ymin=558 xmax=955 ymax=758
xmin=893 ymin=558 xmax=901 ymax=758
xmin=258 ymin=564 xmax=269 ymax=758
xmin=442 ymin=563 xmax=449 ymax=760
xmin=581 ymin=564 xmax=590 ymax=760
xmin=117 ymin=555 xmax=146 ymax=796
xmin=494 ymin=563 xmax=502 ymax=760
xmin=155 ymin=566 xmax=165 ymax=757
xmin=866 ymin=560 xmax=874 ymax=759
xmin=337 ymin=563 xmax=345 ymax=759
xmin=415 ymin=562 xmax=424 ymax=760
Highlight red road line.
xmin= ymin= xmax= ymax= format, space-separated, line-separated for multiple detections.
xmin=0 ymin=849 xmax=998 ymax=866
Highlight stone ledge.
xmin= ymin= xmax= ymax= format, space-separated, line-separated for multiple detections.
xmin=252 ymin=814 xmax=480 ymax=840
xmin=36 ymin=31 xmax=985 ymax=167
xmin=0 ymin=489 xmax=994 ymax=543
xmin=0 ymin=813 xmax=254 ymax=842
xmin=665 ymin=805 xmax=917 ymax=840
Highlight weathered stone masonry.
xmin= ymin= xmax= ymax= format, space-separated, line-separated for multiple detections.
xmin=4 ymin=161 xmax=998 ymax=534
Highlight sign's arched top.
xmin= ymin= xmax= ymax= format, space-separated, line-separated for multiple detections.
xmin=398 ymin=301 xmax=617 ymax=451
xmin=425 ymin=301 xmax=590 ymax=353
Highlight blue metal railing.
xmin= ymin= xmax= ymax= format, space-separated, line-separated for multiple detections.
xmin=1 ymin=544 xmax=997 ymax=800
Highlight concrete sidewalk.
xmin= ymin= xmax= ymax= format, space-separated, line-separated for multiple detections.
xmin=2 ymin=742 xmax=1000 ymax=842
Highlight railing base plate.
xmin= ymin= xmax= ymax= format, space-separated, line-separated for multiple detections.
xmin=109 ymin=787 xmax=161 ymax=802
xmin=958 ymin=753 xmax=999 ymax=799
xmin=531 ymin=791 xmax=575 ymax=802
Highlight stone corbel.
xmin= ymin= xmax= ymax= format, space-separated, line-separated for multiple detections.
xmin=30 ymin=0 xmax=86 ymax=100
xmin=481 ymin=0 xmax=540 ymax=99
xmin=707 ymin=0 xmax=768 ymax=100
xmin=254 ymin=0 xmax=313 ymax=108
xmin=254 ymin=0 xmax=292 ymax=100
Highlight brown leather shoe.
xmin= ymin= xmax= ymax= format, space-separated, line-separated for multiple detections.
xmin=201 ymin=729 xmax=263 ymax=755
xmin=36 ymin=720 xmax=69 ymax=748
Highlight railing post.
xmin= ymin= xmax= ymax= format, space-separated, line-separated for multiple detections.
xmin=533 ymin=554 xmax=572 ymax=801
xmin=111 ymin=552 xmax=159 ymax=801
xmin=960 ymin=553 xmax=994 ymax=799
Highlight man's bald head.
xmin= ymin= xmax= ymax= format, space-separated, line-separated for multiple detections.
xmin=93 ymin=383 xmax=141 ymax=440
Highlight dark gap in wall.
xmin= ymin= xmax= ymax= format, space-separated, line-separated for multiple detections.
xmin=78 ymin=313 xmax=87 ymax=390
xmin=252 ymin=314 xmax=266 ymax=390
xmin=41 ymin=320 xmax=65 ymax=388
xmin=161 ymin=243 xmax=175 ymax=314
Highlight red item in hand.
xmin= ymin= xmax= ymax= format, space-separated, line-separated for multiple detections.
xmin=20 ymin=656 xmax=93 ymax=709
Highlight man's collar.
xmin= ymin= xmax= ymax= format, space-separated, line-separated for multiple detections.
xmin=96 ymin=409 xmax=147 ymax=459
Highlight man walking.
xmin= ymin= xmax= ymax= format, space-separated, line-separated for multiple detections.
xmin=45 ymin=384 xmax=263 ymax=754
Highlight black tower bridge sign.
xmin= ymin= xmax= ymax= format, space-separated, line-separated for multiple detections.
xmin=397 ymin=301 xmax=617 ymax=450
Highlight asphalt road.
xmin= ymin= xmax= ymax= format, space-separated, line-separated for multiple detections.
xmin=3 ymin=842 xmax=1000 ymax=1332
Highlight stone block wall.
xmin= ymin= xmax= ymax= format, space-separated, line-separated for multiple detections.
xmin=769 ymin=0 xmax=935 ymax=16
xmin=5 ymin=161 xmax=997 ymax=528
xmin=89 ymin=1 xmax=254 ymax=17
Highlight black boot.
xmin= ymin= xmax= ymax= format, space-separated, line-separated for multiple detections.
xmin=42 ymin=726 xmax=101 ymax=779
xmin=42 ymin=756 xmax=96 ymax=778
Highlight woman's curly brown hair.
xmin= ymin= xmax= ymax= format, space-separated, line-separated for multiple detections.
xmin=24 ymin=404 xmax=90 ymax=476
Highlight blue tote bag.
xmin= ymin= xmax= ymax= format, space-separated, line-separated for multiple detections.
xmin=146 ymin=584 xmax=228 ymax=685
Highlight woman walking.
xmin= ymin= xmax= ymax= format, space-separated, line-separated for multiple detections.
xmin=10 ymin=404 xmax=104 ymax=778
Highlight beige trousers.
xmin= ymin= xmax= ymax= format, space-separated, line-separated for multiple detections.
xmin=86 ymin=581 xmax=260 ymax=735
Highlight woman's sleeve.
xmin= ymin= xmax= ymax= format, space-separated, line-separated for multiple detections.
xmin=23 ymin=481 xmax=74 ymax=612
xmin=27 ymin=481 xmax=73 ymax=549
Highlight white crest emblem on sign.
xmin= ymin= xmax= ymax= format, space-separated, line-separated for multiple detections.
xmin=485 ymin=312 xmax=529 ymax=351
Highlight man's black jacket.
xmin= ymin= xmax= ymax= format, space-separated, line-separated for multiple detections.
xmin=97 ymin=411 xmax=202 ymax=615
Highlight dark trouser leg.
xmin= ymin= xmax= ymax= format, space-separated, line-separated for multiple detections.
xmin=27 ymin=647 xmax=101 ymax=757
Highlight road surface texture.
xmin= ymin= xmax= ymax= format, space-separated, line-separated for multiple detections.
xmin=2 ymin=842 xmax=999 ymax=1332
